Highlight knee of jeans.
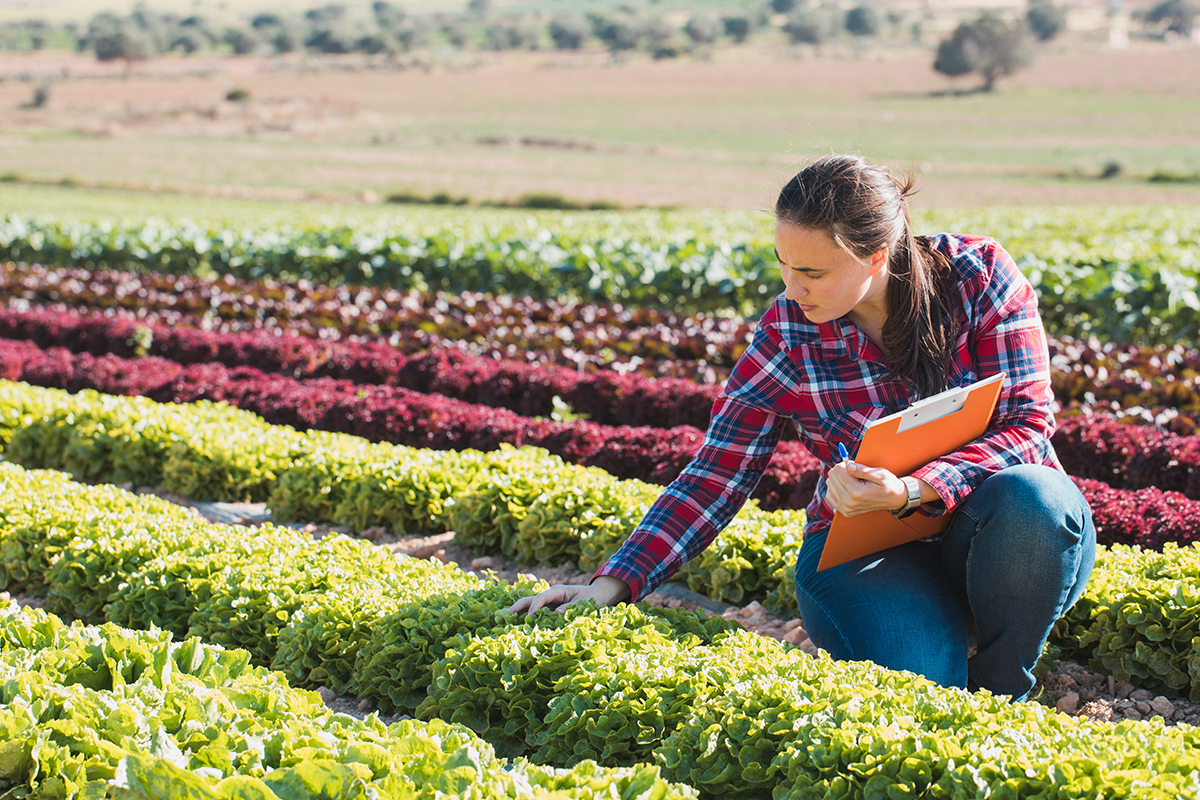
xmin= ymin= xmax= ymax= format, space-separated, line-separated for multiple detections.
xmin=971 ymin=465 xmax=1093 ymax=545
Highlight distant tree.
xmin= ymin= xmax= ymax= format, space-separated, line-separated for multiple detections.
xmin=271 ymin=22 xmax=305 ymax=53
xmin=722 ymin=14 xmax=753 ymax=42
xmin=373 ymin=2 xmax=409 ymax=31
xmin=549 ymin=15 xmax=589 ymax=49
xmin=468 ymin=0 xmax=492 ymax=19
xmin=305 ymin=5 xmax=348 ymax=24
xmin=223 ymin=27 xmax=259 ymax=55
xmin=356 ymin=31 xmax=398 ymax=54
xmin=934 ymin=14 xmax=1034 ymax=91
xmin=128 ymin=4 xmax=172 ymax=52
xmin=394 ymin=20 xmax=431 ymax=51
xmin=594 ymin=16 xmax=641 ymax=54
xmin=770 ymin=0 xmax=801 ymax=14
xmin=486 ymin=21 xmax=539 ymax=50
xmin=845 ymin=5 xmax=880 ymax=37
xmin=642 ymin=16 xmax=675 ymax=49
xmin=306 ymin=25 xmax=357 ymax=53
xmin=485 ymin=23 xmax=510 ymax=49
xmin=25 ymin=20 xmax=48 ymax=50
xmin=443 ymin=19 xmax=471 ymax=48
xmin=1147 ymin=0 xmax=1197 ymax=36
xmin=179 ymin=16 xmax=220 ymax=47
xmin=171 ymin=28 xmax=206 ymax=54
xmin=93 ymin=27 xmax=155 ymax=65
xmin=251 ymin=13 xmax=283 ymax=30
xmin=684 ymin=14 xmax=720 ymax=44
xmin=1026 ymin=0 xmax=1067 ymax=41
xmin=783 ymin=9 xmax=825 ymax=44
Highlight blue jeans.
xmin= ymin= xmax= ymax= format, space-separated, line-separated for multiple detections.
xmin=794 ymin=464 xmax=1096 ymax=701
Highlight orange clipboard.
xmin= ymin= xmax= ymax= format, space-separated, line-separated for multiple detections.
xmin=817 ymin=372 xmax=1007 ymax=571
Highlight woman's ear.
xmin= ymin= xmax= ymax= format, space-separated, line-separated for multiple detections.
xmin=868 ymin=247 xmax=888 ymax=276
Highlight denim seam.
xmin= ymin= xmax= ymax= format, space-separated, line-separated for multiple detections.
xmin=960 ymin=506 xmax=981 ymax=652
xmin=1050 ymin=528 xmax=1086 ymax=623
xmin=795 ymin=584 xmax=854 ymax=661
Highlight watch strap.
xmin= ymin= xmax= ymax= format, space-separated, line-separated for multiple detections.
xmin=890 ymin=476 xmax=922 ymax=519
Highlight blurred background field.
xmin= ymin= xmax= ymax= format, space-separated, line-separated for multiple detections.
xmin=0 ymin=0 xmax=1197 ymax=215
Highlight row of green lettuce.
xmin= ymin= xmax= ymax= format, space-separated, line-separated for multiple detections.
xmin=4 ymin=462 xmax=1200 ymax=800
xmin=0 ymin=600 xmax=698 ymax=800
xmin=3 ymin=379 xmax=1200 ymax=704
xmin=4 ymin=205 xmax=1200 ymax=343
xmin=0 ymin=379 xmax=804 ymax=613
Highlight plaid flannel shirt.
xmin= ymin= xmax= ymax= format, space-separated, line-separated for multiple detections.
xmin=593 ymin=233 xmax=1063 ymax=602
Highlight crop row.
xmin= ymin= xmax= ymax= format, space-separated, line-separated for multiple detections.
xmin=0 ymin=214 xmax=779 ymax=316
xmin=4 ymin=461 xmax=1200 ymax=800
xmin=0 ymin=601 xmax=694 ymax=800
xmin=4 ymin=380 xmax=1200 ymax=700
xmin=1 ymin=261 xmax=743 ymax=381
xmin=0 ymin=381 xmax=805 ymax=612
xmin=9 ymin=330 xmax=1200 ymax=514
xmin=0 ymin=465 xmax=704 ymax=798
xmin=0 ymin=339 xmax=820 ymax=511
xmin=4 ymin=206 xmax=1200 ymax=342
xmin=15 ymin=261 xmax=1200 ymax=410
xmin=7 ymin=305 xmax=1200 ymax=439
xmin=0 ymin=306 xmax=728 ymax=431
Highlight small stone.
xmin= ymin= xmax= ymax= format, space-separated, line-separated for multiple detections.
xmin=359 ymin=525 xmax=388 ymax=542
xmin=317 ymin=687 xmax=336 ymax=703
xmin=470 ymin=556 xmax=499 ymax=571
xmin=357 ymin=698 xmax=374 ymax=712
xmin=799 ymin=638 xmax=820 ymax=657
xmin=784 ymin=628 xmax=806 ymax=646
xmin=1129 ymin=688 xmax=1155 ymax=703
xmin=1080 ymin=701 xmax=1114 ymax=722
xmin=1134 ymin=701 xmax=1151 ymax=714
xmin=1114 ymin=680 xmax=1135 ymax=700
xmin=1055 ymin=692 xmax=1080 ymax=715
xmin=1150 ymin=696 xmax=1175 ymax=718
xmin=1122 ymin=708 xmax=1143 ymax=721
xmin=741 ymin=601 xmax=768 ymax=620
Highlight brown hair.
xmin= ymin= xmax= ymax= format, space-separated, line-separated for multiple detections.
xmin=774 ymin=154 xmax=961 ymax=399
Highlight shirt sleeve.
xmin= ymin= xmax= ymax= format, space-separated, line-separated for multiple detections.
xmin=911 ymin=239 xmax=1058 ymax=516
xmin=590 ymin=324 xmax=791 ymax=602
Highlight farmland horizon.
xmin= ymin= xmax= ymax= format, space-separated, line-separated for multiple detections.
xmin=1 ymin=30 xmax=1198 ymax=213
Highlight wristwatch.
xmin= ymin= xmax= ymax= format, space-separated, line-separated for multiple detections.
xmin=891 ymin=476 xmax=922 ymax=519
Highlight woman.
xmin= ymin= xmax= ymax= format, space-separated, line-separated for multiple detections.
xmin=511 ymin=154 xmax=1095 ymax=702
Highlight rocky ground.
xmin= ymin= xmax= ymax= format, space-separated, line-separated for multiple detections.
xmin=13 ymin=488 xmax=1199 ymax=728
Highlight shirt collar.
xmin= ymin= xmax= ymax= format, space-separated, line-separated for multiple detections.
xmin=767 ymin=296 xmax=877 ymax=361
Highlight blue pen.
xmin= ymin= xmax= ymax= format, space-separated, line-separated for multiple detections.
xmin=836 ymin=442 xmax=850 ymax=462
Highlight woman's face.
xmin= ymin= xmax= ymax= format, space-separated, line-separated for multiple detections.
xmin=774 ymin=221 xmax=888 ymax=326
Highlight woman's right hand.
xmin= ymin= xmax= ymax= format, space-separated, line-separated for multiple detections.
xmin=508 ymin=575 xmax=632 ymax=616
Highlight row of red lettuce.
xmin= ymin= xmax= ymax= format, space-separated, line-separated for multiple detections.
xmin=2 ymin=336 xmax=1198 ymax=554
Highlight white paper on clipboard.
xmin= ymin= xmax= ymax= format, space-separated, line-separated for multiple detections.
xmin=873 ymin=372 xmax=1007 ymax=434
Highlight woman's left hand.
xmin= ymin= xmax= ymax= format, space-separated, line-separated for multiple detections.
xmin=826 ymin=460 xmax=908 ymax=517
